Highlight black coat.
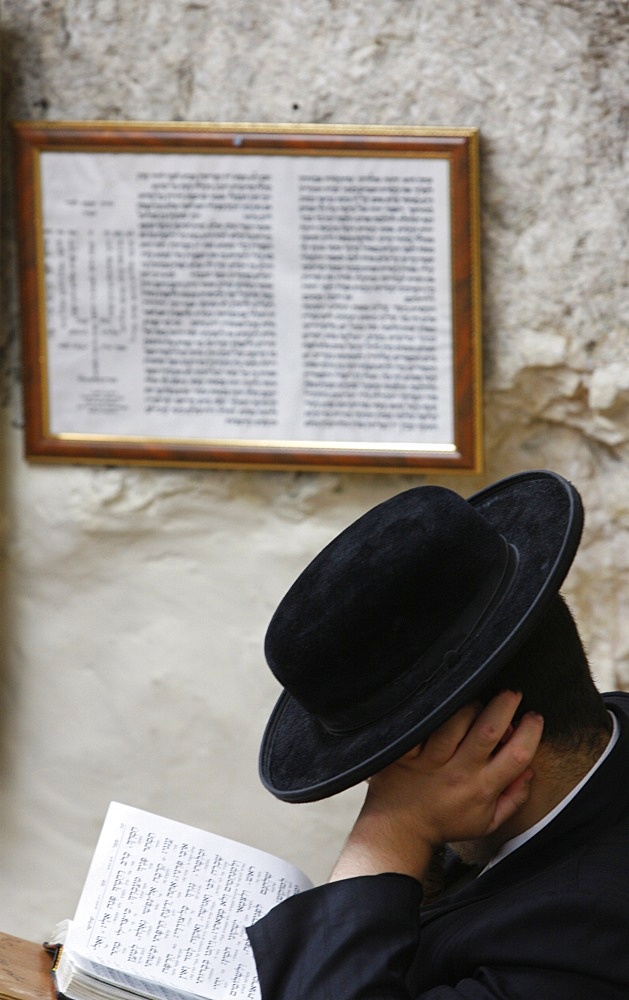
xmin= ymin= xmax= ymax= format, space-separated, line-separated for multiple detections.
xmin=248 ymin=693 xmax=629 ymax=999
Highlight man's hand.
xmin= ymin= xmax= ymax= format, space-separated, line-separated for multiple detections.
xmin=329 ymin=691 xmax=544 ymax=883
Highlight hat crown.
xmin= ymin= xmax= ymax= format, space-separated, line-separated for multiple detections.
xmin=264 ymin=486 xmax=514 ymax=730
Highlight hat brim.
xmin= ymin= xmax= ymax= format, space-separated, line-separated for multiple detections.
xmin=258 ymin=470 xmax=583 ymax=802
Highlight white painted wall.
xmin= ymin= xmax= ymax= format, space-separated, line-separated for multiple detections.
xmin=1 ymin=0 xmax=628 ymax=940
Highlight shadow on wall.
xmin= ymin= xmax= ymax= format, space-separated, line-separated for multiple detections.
xmin=0 ymin=26 xmax=34 ymax=796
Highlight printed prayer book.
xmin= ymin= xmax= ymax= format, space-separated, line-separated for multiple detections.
xmin=46 ymin=801 xmax=313 ymax=1000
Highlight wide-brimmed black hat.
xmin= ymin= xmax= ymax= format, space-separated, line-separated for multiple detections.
xmin=259 ymin=470 xmax=584 ymax=802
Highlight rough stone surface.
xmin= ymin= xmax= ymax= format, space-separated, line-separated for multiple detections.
xmin=1 ymin=0 xmax=628 ymax=939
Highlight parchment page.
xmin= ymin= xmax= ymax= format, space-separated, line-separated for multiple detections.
xmin=40 ymin=149 xmax=454 ymax=452
xmin=62 ymin=802 xmax=313 ymax=1000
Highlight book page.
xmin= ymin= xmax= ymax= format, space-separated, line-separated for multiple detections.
xmin=63 ymin=803 xmax=313 ymax=1000
xmin=40 ymin=150 xmax=454 ymax=451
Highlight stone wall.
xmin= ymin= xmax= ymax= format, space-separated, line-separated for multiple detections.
xmin=1 ymin=0 xmax=627 ymax=939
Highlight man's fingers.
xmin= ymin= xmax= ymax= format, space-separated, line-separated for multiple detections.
xmin=421 ymin=702 xmax=483 ymax=765
xmin=422 ymin=690 xmax=527 ymax=768
xmin=486 ymin=710 xmax=544 ymax=788
xmin=487 ymin=767 xmax=535 ymax=833
xmin=458 ymin=690 xmax=525 ymax=763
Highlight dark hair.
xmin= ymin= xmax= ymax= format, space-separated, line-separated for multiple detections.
xmin=479 ymin=593 xmax=610 ymax=751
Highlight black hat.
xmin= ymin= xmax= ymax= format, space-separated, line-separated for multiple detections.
xmin=259 ymin=470 xmax=583 ymax=802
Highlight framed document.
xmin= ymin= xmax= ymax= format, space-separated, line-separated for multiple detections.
xmin=12 ymin=121 xmax=482 ymax=473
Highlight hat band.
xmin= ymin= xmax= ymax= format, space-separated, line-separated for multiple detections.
xmin=318 ymin=537 xmax=520 ymax=735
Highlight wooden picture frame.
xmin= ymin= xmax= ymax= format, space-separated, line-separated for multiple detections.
xmin=12 ymin=121 xmax=482 ymax=473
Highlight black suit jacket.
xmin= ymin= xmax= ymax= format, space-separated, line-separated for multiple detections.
xmin=248 ymin=693 xmax=629 ymax=998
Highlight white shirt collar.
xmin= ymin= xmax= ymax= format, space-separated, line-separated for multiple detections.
xmin=482 ymin=710 xmax=620 ymax=874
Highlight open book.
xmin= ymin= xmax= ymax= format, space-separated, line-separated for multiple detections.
xmin=46 ymin=802 xmax=313 ymax=1000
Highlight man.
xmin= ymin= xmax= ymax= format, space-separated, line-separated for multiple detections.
xmin=246 ymin=470 xmax=629 ymax=998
